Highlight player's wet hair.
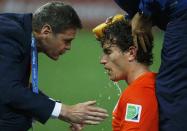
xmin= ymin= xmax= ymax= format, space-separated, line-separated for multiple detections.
xmin=32 ymin=1 xmax=82 ymax=33
xmin=99 ymin=20 xmax=153 ymax=66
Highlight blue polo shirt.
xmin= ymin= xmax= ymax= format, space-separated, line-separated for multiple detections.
xmin=139 ymin=0 xmax=187 ymax=18
xmin=114 ymin=0 xmax=187 ymax=29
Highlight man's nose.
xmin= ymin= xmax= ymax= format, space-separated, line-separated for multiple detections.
xmin=65 ymin=43 xmax=71 ymax=50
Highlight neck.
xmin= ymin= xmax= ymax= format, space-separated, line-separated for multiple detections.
xmin=32 ymin=31 xmax=42 ymax=52
xmin=126 ymin=63 xmax=149 ymax=85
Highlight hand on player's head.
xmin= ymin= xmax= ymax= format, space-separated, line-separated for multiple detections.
xmin=131 ymin=12 xmax=153 ymax=52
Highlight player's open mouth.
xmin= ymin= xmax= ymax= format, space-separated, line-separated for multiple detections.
xmin=105 ymin=68 xmax=111 ymax=74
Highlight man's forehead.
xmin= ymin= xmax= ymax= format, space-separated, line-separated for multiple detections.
xmin=58 ymin=28 xmax=77 ymax=39
xmin=62 ymin=28 xmax=77 ymax=35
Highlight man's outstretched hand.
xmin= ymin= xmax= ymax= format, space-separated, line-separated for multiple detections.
xmin=58 ymin=101 xmax=108 ymax=125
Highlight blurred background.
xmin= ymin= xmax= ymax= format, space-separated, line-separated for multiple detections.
xmin=0 ymin=0 xmax=163 ymax=131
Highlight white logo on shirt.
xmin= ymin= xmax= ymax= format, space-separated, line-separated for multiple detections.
xmin=125 ymin=103 xmax=142 ymax=122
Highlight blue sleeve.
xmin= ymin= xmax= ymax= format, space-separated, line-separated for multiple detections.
xmin=114 ymin=0 xmax=160 ymax=18
xmin=139 ymin=0 xmax=170 ymax=30
xmin=139 ymin=0 xmax=168 ymax=16
xmin=114 ymin=0 xmax=167 ymax=17
xmin=114 ymin=0 xmax=140 ymax=18
xmin=139 ymin=0 xmax=153 ymax=16
xmin=114 ymin=0 xmax=170 ymax=29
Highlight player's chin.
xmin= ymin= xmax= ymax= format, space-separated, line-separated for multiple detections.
xmin=109 ymin=75 xmax=120 ymax=82
xmin=109 ymin=76 xmax=116 ymax=81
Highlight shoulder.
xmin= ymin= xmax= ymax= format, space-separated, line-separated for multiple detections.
xmin=0 ymin=13 xmax=32 ymax=36
xmin=0 ymin=13 xmax=32 ymax=50
xmin=124 ymin=72 xmax=157 ymax=104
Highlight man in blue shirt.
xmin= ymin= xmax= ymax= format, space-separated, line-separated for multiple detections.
xmin=114 ymin=0 xmax=187 ymax=131
xmin=0 ymin=1 xmax=108 ymax=131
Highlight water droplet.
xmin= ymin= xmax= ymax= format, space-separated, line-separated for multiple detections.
xmin=107 ymin=96 xmax=111 ymax=100
xmin=108 ymin=82 xmax=112 ymax=87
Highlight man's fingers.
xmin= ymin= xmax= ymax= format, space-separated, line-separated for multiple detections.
xmin=88 ymin=106 xmax=108 ymax=113
xmin=133 ymin=34 xmax=139 ymax=49
xmin=83 ymin=120 xmax=100 ymax=125
xmin=143 ymin=34 xmax=151 ymax=49
xmin=60 ymin=101 xmax=108 ymax=125
xmin=88 ymin=114 xmax=107 ymax=120
xmin=87 ymin=108 xmax=108 ymax=119
xmin=83 ymin=100 xmax=108 ymax=115
xmin=143 ymin=34 xmax=150 ymax=45
xmin=137 ymin=34 xmax=147 ymax=52
xmin=133 ymin=31 xmax=153 ymax=53
xmin=83 ymin=101 xmax=97 ymax=106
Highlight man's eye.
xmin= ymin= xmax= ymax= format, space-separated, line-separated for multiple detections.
xmin=64 ymin=40 xmax=72 ymax=46
xmin=65 ymin=40 xmax=71 ymax=43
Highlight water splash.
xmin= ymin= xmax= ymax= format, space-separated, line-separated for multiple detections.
xmin=108 ymin=82 xmax=112 ymax=87
xmin=107 ymin=96 xmax=111 ymax=100
xmin=113 ymin=82 xmax=122 ymax=96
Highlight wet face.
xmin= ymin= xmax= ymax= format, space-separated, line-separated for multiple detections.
xmin=38 ymin=26 xmax=77 ymax=60
xmin=100 ymin=43 xmax=130 ymax=82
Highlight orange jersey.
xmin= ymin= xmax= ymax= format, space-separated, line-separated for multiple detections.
xmin=112 ymin=72 xmax=158 ymax=131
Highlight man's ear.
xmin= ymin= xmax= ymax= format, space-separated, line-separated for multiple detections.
xmin=127 ymin=46 xmax=137 ymax=62
xmin=40 ymin=24 xmax=52 ymax=36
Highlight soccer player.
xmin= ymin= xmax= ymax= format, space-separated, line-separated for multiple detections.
xmin=113 ymin=0 xmax=187 ymax=130
xmin=93 ymin=14 xmax=158 ymax=131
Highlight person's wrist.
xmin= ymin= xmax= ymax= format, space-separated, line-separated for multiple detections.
xmin=59 ymin=103 xmax=68 ymax=121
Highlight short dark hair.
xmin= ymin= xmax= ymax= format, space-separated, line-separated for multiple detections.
xmin=99 ymin=20 xmax=153 ymax=66
xmin=32 ymin=1 xmax=82 ymax=33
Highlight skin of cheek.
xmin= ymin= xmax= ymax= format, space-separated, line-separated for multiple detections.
xmin=109 ymin=54 xmax=126 ymax=81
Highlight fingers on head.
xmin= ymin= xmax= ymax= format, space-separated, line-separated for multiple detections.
xmin=136 ymin=33 xmax=153 ymax=53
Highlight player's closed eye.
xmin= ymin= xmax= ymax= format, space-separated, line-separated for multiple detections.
xmin=103 ymin=48 xmax=112 ymax=55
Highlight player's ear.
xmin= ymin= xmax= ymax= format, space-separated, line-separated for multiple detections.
xmin=127 ymin=45 xmax=137 ymax=62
